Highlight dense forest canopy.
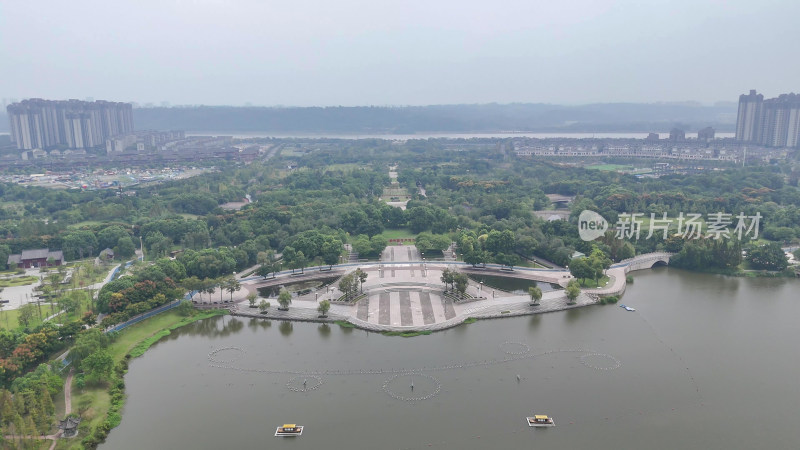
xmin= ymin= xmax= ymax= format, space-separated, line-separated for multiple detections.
xmin=0 ymin=137 xmax=797 ymax=278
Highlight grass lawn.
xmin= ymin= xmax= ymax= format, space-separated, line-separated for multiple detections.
xmin=515 ymin=259 xmax=548 ymax=269
xmin=107 ymin=309 xmax=225 ymax=361
xmin=577 ymin=275 xmax=611 ymax=288
xmin=57 ymin=386 xmax=110 ymax=450
xmin=0 ymin=275 xmax=38 ymax=287
xmin=64 ymin=262 xmax=117 ymax=286
xmin=586 ymin=164 xmax=633 ymax=171
xmin=382 ymin=187 xmax=410 ymax=196
xmin=378 ymin=228 xmax=416 ymax=240
xmin=0 ymin=303 xmax=60 ymax=330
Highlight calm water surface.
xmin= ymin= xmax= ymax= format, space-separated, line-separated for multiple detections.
xmin=103 ymin=268 xmax=800 ymax=450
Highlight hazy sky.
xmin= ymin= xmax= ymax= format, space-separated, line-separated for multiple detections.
xmin=1 ymin=0 xmax=798 ymax=106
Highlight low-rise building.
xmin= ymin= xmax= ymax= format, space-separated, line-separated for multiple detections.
xmin=7 ymin=248 xmax=65 ymax=268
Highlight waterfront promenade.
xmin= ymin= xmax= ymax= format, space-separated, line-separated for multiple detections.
xmin=226 ymin=249 xmax=671 ymax=332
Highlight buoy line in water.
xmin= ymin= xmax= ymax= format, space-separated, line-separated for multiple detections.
xmin=286 ymin=375 xmax=324 ymax=392
xmin=579 ymin=353 xmax=622 ymax=370
xmin=382 ymin=373 xmax=441 ymax=402
xmin=208 ymin=346 xmax=245 ymax=364
xmin=499 ymin=341 xmax=531 ymax=355
xmin=208 ymin=343 xmax=622 ymax=378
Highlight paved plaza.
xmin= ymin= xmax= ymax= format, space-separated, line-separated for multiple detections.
xmin=232 ymin=248 xmax=669 ymax=332
xmin=356 ymin=289 xmax=456 ymax=327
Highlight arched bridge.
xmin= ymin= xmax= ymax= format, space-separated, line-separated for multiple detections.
xmin=612 ymin=252 xmax=673 ymax=273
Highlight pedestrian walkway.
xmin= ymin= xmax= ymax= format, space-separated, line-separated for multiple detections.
xmin=228 ymin=250 xmax=671 ymax=332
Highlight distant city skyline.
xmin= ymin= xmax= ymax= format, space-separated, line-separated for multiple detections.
xmin=2 ymin=0 xmax=799 ymax=107
xmin=736 ymin=90 xmax=800 ymax=148
xmin=6 ymin=99 xmax=133 ymax=150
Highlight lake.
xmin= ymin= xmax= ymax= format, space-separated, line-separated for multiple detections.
xmin=102 ymin=267 xmax=800 ymax=449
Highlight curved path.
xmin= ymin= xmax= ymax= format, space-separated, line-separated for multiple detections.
xmin=229 ymin=250 xmax=671 ymax=332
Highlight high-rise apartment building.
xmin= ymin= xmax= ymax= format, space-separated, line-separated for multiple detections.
xmin=669 ymin=128 xmax=686 ymax=141
xmin=6 ymin=99 xmax=134 ymax=150
xmin=735 ymin=90 xmax=763 ymax=143
xmin=697 ymin=127 xmax=715 ymax=141
xmin=735 ymin=90 xmax=800 ymax=148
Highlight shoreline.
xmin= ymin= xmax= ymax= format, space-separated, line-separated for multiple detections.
xmin=78 ymin=309 xmax=227 ymax=449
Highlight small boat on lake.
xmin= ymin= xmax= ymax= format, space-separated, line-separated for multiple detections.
xmin=619 ymin=304 xmax=635 ymax=311
xmin=275 ymin=424 xmax=304 ymax=437
xmin=526 ymin=415 xmax=555 ymax=427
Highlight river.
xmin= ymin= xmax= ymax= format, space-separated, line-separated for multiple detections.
xmin=102 ymin=267 xmax=800 ymax=449
xmin=184 ymin=131 xmax=736 ymax=140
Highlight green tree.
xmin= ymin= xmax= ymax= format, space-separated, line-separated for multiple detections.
xmin=177 ymin=300 xmax=194 ymax=316
xmin=321 ymin=238 xmax=343 ymax=268
xmin=565 ymin=280 xmax=581 ymax=304
xmin=485 ymin=230 xmax=515 ymax=255
xmin=370 ymin=235 xmax=388 ymax=256
xmin=440 ymin=267 xmax=455 ymax=291
xmin=62 ymin=230 xmax=99 ymax=260
xmin=351 ymin=235 xmax=373 ymax=257
xmin=338 ymin=273 xmax=356 ymax=300
xmin=81 ymin=350 xmax=114 ymax=384
xmin=0 ymin=244 xmax=10 ymax=271
xmin=278 ymin=289 xmax=292 ymax=310
xmin=747 ymin=243 xmax=789 ymax=271
xmin=258 ymin=300 xmax=270 ymax=313
xmin=70 ymin=328 xmax=109 ymax=367
xmin=182 ymin=276 xmax=203 ymax=300
xmin=454 ymin=273 xmax=468 ymax=298
xmin=114 ymin=236 xmax=137 ymax=259
xmin=247 ymin=293 xmax=258 ymax=307
xmin=588 ymin=248 xmax=612 ymax=285
xmin=57 ymin=292 xmax=81 ymax=316
xmin=317 ymin=299 xmax=331 ymax=317
xmin=97 ymin=225 xmax=130 ymax=251
xmin=282 ymin=246 xmax=298 ymax=273
xmin=569 ymin=257 xmax=593 ymax=284
xmin=294 ymin=251 xmax=307 ymax=273
xmin=355 ymin=268 xmax=368 ymax=293
xmin=408 ymin=206 xmax=434 ymax=233
xmin=18 ymin=304 xmax=36 ymax=328
xmin=224 ymin=277 xmax=241 ymax=302
xmin=528 ymin=286 xmax=542 ymax=305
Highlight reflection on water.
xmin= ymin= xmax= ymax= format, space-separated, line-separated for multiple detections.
xmin=467 ymin=273 xmax=559 ymax=294
xmin=279 ymin=321 xmax=293 ymax=336
xmin=528 ymin=314 xmax=541 ymax=330
xmin=318 ymin=323 xmax=331 ymax=338
xmin=256 ymin=276 xmax=339 ymax=298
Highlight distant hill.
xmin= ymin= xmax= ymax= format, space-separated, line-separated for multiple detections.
xmin=0 ymin=103 xmax=736 ymax=134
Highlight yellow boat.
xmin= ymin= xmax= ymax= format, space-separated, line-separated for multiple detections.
xmin=275 ymin=424 xmax=304 ymax=436
xmin=526 ymin=415 xmax=555 ymax=427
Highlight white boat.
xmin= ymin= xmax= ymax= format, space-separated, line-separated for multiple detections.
xmin=619 ymin=304 xmax=635 ymax=311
